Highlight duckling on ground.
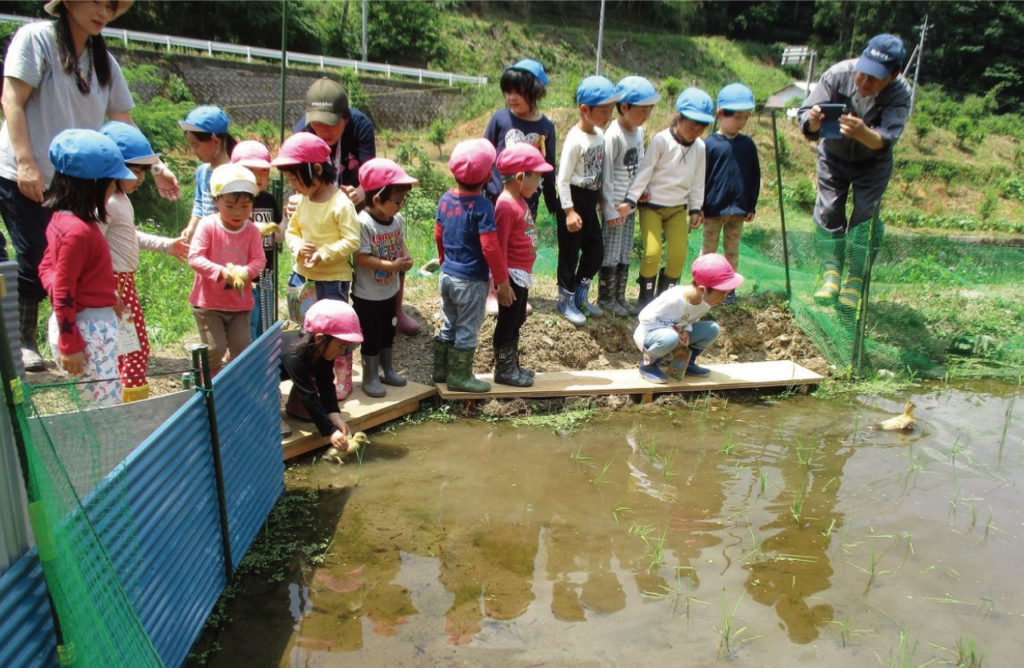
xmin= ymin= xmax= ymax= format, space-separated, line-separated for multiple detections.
xmin=877 ymin=401 xmax=916 ymax=432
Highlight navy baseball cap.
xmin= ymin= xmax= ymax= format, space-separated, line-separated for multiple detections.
xmin=49 ymin=129 xmax=137 ymax=181
xmin=505 ymin=58 xmax=549 ymax=86
xmin=178 ymin=105 xmax=231 ymax=134
xmin=577 ymin=75 xmax=620 ymax=107
xmin=615 ymin=76 xmax=661 ymax=106
xmin=856 ymin=34 xmax=906 ymax=79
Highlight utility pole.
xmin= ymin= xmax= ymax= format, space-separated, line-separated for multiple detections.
xmin=595 ymin=0 xmax=605 ymax=75
xmin=908 ymin=14 xmax=930 ymax=114
xmin=361 ymin=0 xmax=368 ymax=62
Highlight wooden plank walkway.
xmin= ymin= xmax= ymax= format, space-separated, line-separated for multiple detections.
xmin=436 ymin=360 xmax=823 ymax=400
xmin=280 ymin=378 xmax=437 ymax=460
xmin=281 ymin=360 xmax=823 ymax=459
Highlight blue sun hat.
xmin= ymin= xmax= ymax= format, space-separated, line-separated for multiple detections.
xmin=505 ymin=58 xmax=549 ymax=85
xmin=49 ymin=129 xmax=136 ymax=181
xmin=716 ymin=83 xmax=755 ymax=112
xmin=675 ymin=87 xmax=715 ymax=124
xmin=100 ymin=121 xmax=161 ymax=165
xmin=577 ymin=75 xmax=620 ymax=107
xmin=615 ymin=76 xmax=661 ymax=106
xmin=178 ymin=105 xmax=231 ymax=134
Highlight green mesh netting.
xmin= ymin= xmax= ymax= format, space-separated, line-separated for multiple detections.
xmin=17 ymin=380 xmax=161 ymax=667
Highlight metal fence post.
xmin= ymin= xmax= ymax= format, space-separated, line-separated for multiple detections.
xmin=189 ymin=345 xmax=234 ymax=583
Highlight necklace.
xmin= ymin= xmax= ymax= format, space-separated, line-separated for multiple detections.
xmin=74 ymin=40 xmax=93 ymax=94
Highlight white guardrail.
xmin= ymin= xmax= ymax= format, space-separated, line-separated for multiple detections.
xmin=0 ymin=13 xmax=488 ymax=86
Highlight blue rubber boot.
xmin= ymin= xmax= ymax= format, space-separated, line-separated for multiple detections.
xmin=685 ymin=347 xmax=712 ymax=377
xmin=639 ymin=355 xmax=668 ymax=383
xmin=574 ymin=279 xmax=603 ymax=317
xmin=557 ymin=287 xmax=587 ymax=325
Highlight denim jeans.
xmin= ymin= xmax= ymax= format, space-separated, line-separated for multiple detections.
xmin=0 ymin=176 xmax=51 ymax=301
xmin=288 ymin=271 xmax=350 ymax=302
xmin=642 ymin=320 xmax=720 ymax=359
xmin=438 ymin=272 xmax=488 ymax=349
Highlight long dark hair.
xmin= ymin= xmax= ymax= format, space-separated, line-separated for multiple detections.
xmin=186 ymin=130 xmax=238 ymax=158
xmin=53 ymin=2 xmax=119 ymax=90
xmin=278 ymin=161 xmax=338 ymax=189
xmin=290 ymin=329 xmax=332 ymax=364
xmin=43 ymin=173 xmax=112 ymax=224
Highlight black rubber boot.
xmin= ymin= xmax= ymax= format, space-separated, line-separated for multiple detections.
xmin=637 ymin=275 xmax=657 ymax=309
xmin=657 ymin=269 xmax=679 ymax=295
xmin=513 ymin=333 xmax=534 ymax=380
xmin=494 ymin=342 xmax=532 ymax=387
xmin=597 ymin=266 xmax=627 ymax=316
xmin=616 ymin=263 xmax=638 ymax=315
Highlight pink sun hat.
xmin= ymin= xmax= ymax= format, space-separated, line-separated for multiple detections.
xmin=448 ymin=138 xmax=496 ymax=184
xmin=231 ymin=140 xmax=273 ymax=170
xmin=691 ymin=253 xmax=744 ymax=292
xmin=496 ymin=142 xmax=553 ymax=176
xmin=359 ymin=158 xmax=418 ymax=192
xmin=272 ymin=133 xmax=331 ymax=167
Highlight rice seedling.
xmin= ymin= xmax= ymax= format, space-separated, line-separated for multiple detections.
xmin=794 ymin=439 xmax=816 ymax=468
xmin=883 ymin=629 xmax=920 ymax=668
xmin=713 ymin=588 xmax=755 ymax=657
xmin=611 ymin=504 xmax=632 ymax=525
xmin=629 ymin=522 xmax=656 ymax=541
xmin=646 ymin=528 xmax=668 ymax=573
xmin=591 ymin=455 xmax=616 ymax=485
xmin=821 ymin=518 xmax=836 ymax=538
xmin=997 ymin=395 xmax=1014 ymax=464
xmin=758 ymin=469 xmax=767 ymax=496
xmin=570 ymin=443 xmax=592 ymax=465
xmin=661 ymin=448 xmax=679 ymax=479
xmin=791 ymin=493 xmax=804 ymax=524
xmin=931 ymin=634 xmax=985 ymax=668
xmin=640 ymin=566 xmax=705 ymax=617
xmin=719 ymin=430 xmax=737 ymax=456
xmin=829 ymin=617 xmax=851 ymax=648
xmin=645 ymin=438 xmax=659 ymax=460
xmin=743 ymin=525 xmax=765 ymax=562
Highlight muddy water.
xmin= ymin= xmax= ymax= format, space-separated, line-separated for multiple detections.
xmin=206 ymin=383 xmax=1022 ymax=666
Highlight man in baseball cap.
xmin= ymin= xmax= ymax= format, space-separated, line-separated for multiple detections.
xmin=798 ymin=33 xmax=911 ymax=311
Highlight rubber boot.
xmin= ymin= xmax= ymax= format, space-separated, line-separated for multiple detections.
xmin=665 ymin=346 xmax=691 ymax=380
xmin=123 ymin=384 xmax=150 ymax=403
xmin=813 ymin=226 xmax=846 ymax=305
xmin=19 ymin=296 xmax=44 ymax=372
xmin=513 ymin=333 xmax=534 ymax=380
xmin=378 ymin=347 xmax=407 ymax=386
xmin=494 ymin=342 xmax=532 ymax=387
xmin=637 ymin=274 xmax=656 ymax=309
xmin=334 ymin=352 xmax=353 ymax=400
xmin=616 ymin=263 xmax=638 ymax=315
xmin=837 ymin=221 xmax=881 ymax=311
xmin=446 ymin=346 xmax=490 ymax=392
xmin=685 ymin=347 xmax=712 ymax=377
xmin=557 ymin=287 xmax=586 ymax=325
xmin=656 ymin=269 xmax=679 ymax=296
xmin=361 ymin=355 xmax=386 ymax=397
xmin=574 ymin=278 xmax=603 ymax=317
xmin=638 ymin=354 xmax=668 ymax=383
xmin=431 ymin=337 xmax=449 ymax=384
xmin=395 ymin=274 xmax=421 ymax=336
xmin=597 ymin=267 xmax=626 ymax=316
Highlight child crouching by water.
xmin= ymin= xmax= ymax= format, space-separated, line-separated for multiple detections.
xmin=634 ymin=253 xmax=743 ymax=383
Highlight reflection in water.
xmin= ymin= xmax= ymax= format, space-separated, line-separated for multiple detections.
xmin=203 ymin=384 xmax=1024 ymax=666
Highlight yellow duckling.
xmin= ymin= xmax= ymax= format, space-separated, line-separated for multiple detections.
xmin=877 ymin=401 xmax=916 ymax=432
xmin=323 ymin=431 xmax=370 ymax=464
xmin=255 ymin=221 xmax=279 ymax=237
xmin=222 ymin=263 xmax=249 ymax=292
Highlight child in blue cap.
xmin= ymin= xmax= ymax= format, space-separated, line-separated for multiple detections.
xmin=99 ymin=121 xmax=189 ymax=402
xmin=600 ymin=75 xmax=661 ymax=316
xmin=37 ymin=128 xmax=137 ymax=406
xmin=179 ymin=105 xmax=237 ymax=243
xmin=554 ymin=75 xmax=621 ymax=325
xmin=701 ymin=82 xmax=760 ymax=305
xmin=621 ymin=87 xmax=714 ymax=308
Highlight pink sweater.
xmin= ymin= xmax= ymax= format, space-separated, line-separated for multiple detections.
xmin=188 ymin=214 xmax=265 ymax=311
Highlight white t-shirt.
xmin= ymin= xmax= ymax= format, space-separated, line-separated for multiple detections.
xmin=633 ymin=285 xmax=711 ymax=352
xmin=625 ymin=128 xmax=705 ymax=211
xmin=0 ymin=21 xmax=134 ymax=184
xmin=100 ymin=191 xmax=175 ymax=272
xmin=601 ymin=120 xmax=645 ymax=220
xmin=556 ymin=125 xmax=605 ymax=210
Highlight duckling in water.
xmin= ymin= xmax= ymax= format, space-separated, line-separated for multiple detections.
xmin=323 ymin=431 xmax=370 ymax=464
xmin=877 ymin=401 xmax=916 ymax=432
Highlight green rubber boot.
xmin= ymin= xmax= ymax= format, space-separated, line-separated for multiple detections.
xmin=431 ymin=337 xmax=449 ymax=384
xmin=446 ymin=346 xmax=491 ymax=392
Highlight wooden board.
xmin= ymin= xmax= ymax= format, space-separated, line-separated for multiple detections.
xmin=436 ymin=360 xmax=823 ymax=400
xmin=280 ymin=378 xmax=437 ymax=460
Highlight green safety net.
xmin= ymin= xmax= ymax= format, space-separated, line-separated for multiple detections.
xmin=532 ymin=206 xmax=1024 ymax=380
xmin=15 ymin=381 xmax=162 ymax=667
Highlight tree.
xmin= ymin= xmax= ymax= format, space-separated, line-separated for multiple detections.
xmin=426 ymin=119 xmax=451 ymax=158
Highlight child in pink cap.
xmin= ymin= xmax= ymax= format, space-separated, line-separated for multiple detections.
xmin=353 ymin=158 xmax=417 ymax=398
xmin=491 ymin=143 xmax=552 ymax=387
xmin=231 ymin=139 xmax=281 ymax=339
xmin=273 ymin=132 xmax=361 ymax=399
xmin=633 ymin=253 xmax=743 ymax=383
xmin=432 ymin=138 xmax=505 ymax=393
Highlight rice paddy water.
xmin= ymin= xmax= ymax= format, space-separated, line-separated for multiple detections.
xmin=196 ymin=381 xmax=1022 ymax=666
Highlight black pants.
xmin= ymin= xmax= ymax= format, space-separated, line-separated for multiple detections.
xmin=0 ymin=176 xmax=51 ymax=302
xmin=556 ymin=186 xmax=604 ymax=291
xmin=493 ymin=281 xmax=529 ymax=347
xmin=351 ymin=294 xmax=396 ymax=356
